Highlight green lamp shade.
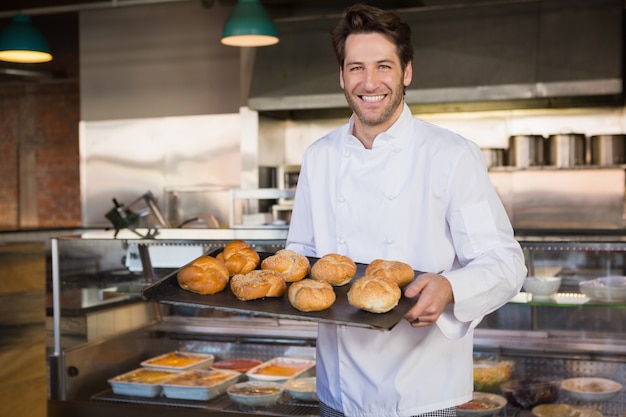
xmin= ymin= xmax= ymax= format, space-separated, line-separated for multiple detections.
xmin=0 ymin=15 xmax=52 ymax=63
xmin=221 ymin=0 xmax=278 ymax=47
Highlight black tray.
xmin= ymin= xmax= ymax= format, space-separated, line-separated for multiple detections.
xmin=142 ymin=251 xmax=423 ymax=330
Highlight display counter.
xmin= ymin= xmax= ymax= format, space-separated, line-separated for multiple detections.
xmin=47 ymin=231 xmax=626 ymax=417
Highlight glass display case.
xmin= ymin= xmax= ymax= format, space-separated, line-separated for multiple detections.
xmin=47 ymin=231 xmax=626 ymax=417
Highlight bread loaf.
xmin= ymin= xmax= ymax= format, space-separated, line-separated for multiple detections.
xmin=230 ymin=270 xmax=286 ymax=301
xmin=310 ymin=253 xmax=357 ymax=286
xmin=261 ymin=249 xmax=310 ymax=282
xmin=288 ymin=279 xmax=336 ymax=312
xmin=347 ymin=275 xmax=401 ymax=313
xmin=177 ymin=256 xmax=230 ymax=295
xmin=215 ymin=240 xmax=260 ymax=276
xmin=365 ymin=259 xmax=415 ymax=287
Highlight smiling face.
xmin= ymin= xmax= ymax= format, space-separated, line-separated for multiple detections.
xmin=340 ymin=32 xmax=412 ymax=146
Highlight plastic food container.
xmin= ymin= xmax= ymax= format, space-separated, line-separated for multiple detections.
xmin=473 ymin=357 xmax=515 ymax=392
xmin=108 ymin=368 xmax=178 ymax=397
xmin=500 ymin=377 xmax=560 ymax=409
xmin=246 ymin=357 xmax=315 ymax=382
xmin=160 ymin=369 xmax=241 ymax=401
xmin=579 ymin=276 xmax=626 ymax=303
xmin=140 ymin=351 xmax=215 ymax=372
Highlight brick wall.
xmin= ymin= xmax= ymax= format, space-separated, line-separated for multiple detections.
xmin=0 ymin=81 xmax=81 ymax=229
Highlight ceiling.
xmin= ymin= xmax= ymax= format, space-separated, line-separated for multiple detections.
xmin=0 ymin=0 xmax=516 ymax=84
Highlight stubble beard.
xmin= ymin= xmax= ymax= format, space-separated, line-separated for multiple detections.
xmin=344 ymin=83 xmax=405 ymax=128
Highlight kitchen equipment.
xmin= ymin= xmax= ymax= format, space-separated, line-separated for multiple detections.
xmin=481 ymin=148 xmax=505 ymax=168
xmin=507 ymin=135 xmax=545 ymax=167
xmin=589 ymin=134 xmax=626 ymax=166
xmin=546 ymin=133 xmax=586 ymax=167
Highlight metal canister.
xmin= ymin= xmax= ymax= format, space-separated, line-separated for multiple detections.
xmin=481 ymin=148 xmax=505 ymax=168
xmin=507 ymin=135 xmax=545 ymax=167
xmin=546 ymin=133 xmax=586 ymax=167
xmin=589 ymin=134 xmax=626 ymax=166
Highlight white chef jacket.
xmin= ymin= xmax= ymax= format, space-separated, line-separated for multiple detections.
xmin=286 ymin=104 xmax=527 ymax=417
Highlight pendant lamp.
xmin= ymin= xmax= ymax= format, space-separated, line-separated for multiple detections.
xmin=221 ymin=0 xmax=278 ymax=47
xmin=0 ymin=15 xmax=52 ymax=63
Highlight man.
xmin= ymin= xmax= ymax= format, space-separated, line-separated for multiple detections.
xmin=286 ymin=4 xmax=527 ymax=417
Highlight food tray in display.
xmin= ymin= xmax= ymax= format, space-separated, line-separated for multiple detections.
xmin=246 ymin=357 xmax=315 ymax=382
xmin=456 ymin=392 xmax=507 ymax=417
xmin=140 ymin=351 xmax=215 ymax=372
xmin=560 ymin=377 xmax=623 ymax=401
xmin=212 ymin=358 xmax=263 ymax=373
xmin=107 ymin=368 xmax=178 ymax=397
xmin=284 ymin=376 xmax=317 ymax=401
xmin=160 ymin=369 xmax=241 ymax=401
xmin=142 ymin=251 xmax=425 ymax=330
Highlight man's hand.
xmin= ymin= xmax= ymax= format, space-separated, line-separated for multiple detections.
xmin=403 ymin=273 xmax=454 ymax=327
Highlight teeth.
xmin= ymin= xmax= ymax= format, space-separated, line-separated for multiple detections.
xmin=362 ymin=95 xmax=384 ymax=102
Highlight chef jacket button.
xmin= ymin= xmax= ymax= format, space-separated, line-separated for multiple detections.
xmin=387 ymin=194 xmax=396 ymax=200
xmin=343 ymin=151 xmax=350 ymax=157
xmin=385 ymin=239 xmax=394 ymax=245
xmin=338 ymin=197 xmax=346 ymax=203
xmin=338 ymin=239 xmax=346 ymax=245
xmin=393 ymin=147 xmax=401 ymax=153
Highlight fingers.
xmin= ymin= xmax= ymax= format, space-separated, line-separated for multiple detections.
xmin=403 ymin=272 xmax=453 ymax=327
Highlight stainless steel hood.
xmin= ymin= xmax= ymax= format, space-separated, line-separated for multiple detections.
xmin=248 ymin=0 xmax=623 ymax=118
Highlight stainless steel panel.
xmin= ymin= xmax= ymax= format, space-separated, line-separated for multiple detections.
xmin=80 ymin=115 xmax=241 ymax=228
xmin=489 ymin=169 xmax=625 ymax=229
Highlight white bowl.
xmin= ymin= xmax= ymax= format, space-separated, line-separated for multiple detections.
xmin=561 ymin=377 xmax=622 ymax=401
xmin=227 ymin=381 xmax=284 ymax=407
xmin=532 ymin=404 xmax=603 ymax=417
xmin=284 ymin=376 xmax=317 ymax=402
xmin=523 ymin=276 xmax=562 ymax=301
xmin=579 ymin=276 xmax=626 ymax=302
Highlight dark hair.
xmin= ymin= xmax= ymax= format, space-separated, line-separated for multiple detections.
xmin=330 ymin=4 xmax=413 ymax=71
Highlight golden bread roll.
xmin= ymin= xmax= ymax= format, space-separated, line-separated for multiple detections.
xmin=288 ymin=278 xmax=336 ymax=312
xmin=347 ymin=275 xmax=401 ymax=313
xmin=365 ymin=259 xmax=415 ymax=287
xmin=310 ymin=253 xmax=357 ymax=286
xmin=215 ymin=240 xmax=260 ymax=276
xmin=230 ymin=270 xmax=286 ymax=301
xmin=177 ymin=256 xmax=230 ymax=295
xmin=261 ymin=249 xmax=310 ymax=282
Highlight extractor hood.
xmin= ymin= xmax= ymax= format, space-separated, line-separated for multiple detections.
xmin=248 ymin=0 xmax=623 ymax=118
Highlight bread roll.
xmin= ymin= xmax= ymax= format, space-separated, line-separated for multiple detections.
xmin=261 ymin=249 xmax=310 ymax=282
xmin=288 ymin=279 xmax=336 ymax=312
xmin=347 ymin=275 xmax=401 ymax=313
xmin=365 ymin=259 xmax=415 ymax=287
xmin=310 ymin=253 xmax=357 ymax=286
xmin=177 ymin=256 xmax=230 ymax=295
xmin=230 ymin=270 xmax=286 ymax=301
xmin=215 ymin=240 xmax=260 ymax=276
